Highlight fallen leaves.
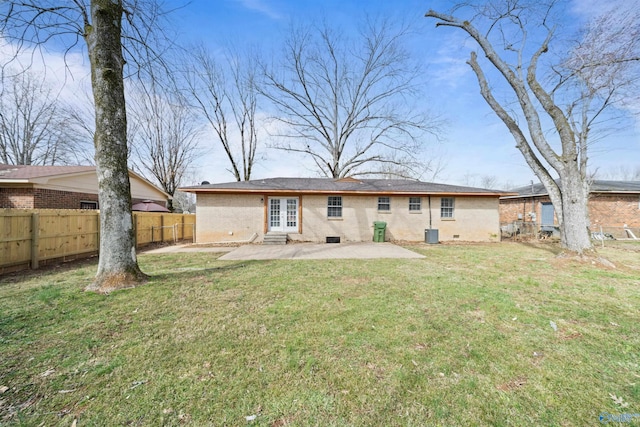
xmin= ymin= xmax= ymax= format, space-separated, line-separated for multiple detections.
xmin=609 ymin=393 xmax=630 ymax=408
xmin=40 ymin=369 xmax=55 ymax=378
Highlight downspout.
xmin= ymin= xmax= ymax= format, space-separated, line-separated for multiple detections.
xmin=428 ymin=195 xmax=432 ymax=229
xmin=530 ymin=180 xmax=535 ymax=224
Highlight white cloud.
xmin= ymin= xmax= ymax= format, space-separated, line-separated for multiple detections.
xmin=569 ymin=0 xmax=633 ymax=18
xmin=233 ymin=0 xmax=283 ymax=20
xmin=0 ymin=36 xmax=91 ymax=103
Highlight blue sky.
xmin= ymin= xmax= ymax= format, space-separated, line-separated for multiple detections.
xmin=170 ymin=0 xmax=640 ymax=188
xmin=2 ymin=0 xmax=636 ymax=188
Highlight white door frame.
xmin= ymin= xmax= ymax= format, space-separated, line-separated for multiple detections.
xmin=268 ymin=197 xmax=299 ymax=232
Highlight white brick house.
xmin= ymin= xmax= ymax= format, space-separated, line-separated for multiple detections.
xmin=181 ymin=177 xmax=510 ymax=244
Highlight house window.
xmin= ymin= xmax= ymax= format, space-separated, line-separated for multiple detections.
xmin=378 ymin=197 xmax=391 ymax=211
xmin=80 ymin=201 xmax=98 ymax=210
xmin=441 ymin=197 xmax=455 ymax=218
xmin=327 ymin=196 xmax=342 ymax=218
xmin=409 ymin=197 xmax=421 ymax=211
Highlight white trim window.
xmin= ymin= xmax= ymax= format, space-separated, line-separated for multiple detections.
xmin=441 ymin=197 xmax=455 ymax=218
xmin=378 ymin=196 xmax=391 ymax=211
xmin=80 ymin=201 xmax=98 ymax=210
xmin=327 ymin=196 xmax=342 ymax=218
xmin=409 ymin=197 xmax=421 ymax=211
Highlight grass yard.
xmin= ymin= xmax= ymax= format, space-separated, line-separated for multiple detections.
xmin=1 ymin=242 xmax=639 ymax=426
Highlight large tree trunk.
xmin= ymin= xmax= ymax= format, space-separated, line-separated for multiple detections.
xmin=426 ymin=11 xmax=597 ymax=256
xmin=84 ymin=0 xmax=147 ymax=292
xmin=555 ymin=168 xmax=592 ymax=253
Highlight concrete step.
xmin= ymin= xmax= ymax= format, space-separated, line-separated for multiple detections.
xmin=263 ymin=233 xmax=287 ymax=245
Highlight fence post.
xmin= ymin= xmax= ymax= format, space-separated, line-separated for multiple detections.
xmin=161 ymin=214 xmax=165 ymax=242
xmin=96 ymin=213 xmax=100 ymax=254
xmin=132 ymin=212 xmax=138 ymax=249
xmin=30 ymin=212 xmax=40 ymax=269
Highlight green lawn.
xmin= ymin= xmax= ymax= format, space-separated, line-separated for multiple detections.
xmin=1 ymin=242 xmax=639 ymax=426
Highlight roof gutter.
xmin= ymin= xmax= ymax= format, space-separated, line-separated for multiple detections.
xmin=179 ymin=188 xmax=512 ymax=197
xmin=0 ymin=179 xmax=30 ymax=184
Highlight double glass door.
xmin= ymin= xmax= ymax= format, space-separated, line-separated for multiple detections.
xmin=268 ymin=198 xmax=298 ymax=232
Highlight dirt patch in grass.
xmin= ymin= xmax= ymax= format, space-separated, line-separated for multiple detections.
xmin=497 ymin=377 xmax=527 ymax=392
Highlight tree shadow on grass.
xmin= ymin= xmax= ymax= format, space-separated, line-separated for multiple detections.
xmin=516 ymin=241 xmax=564 ymax=255
xmin=0 ymin=256 xmax=100 ymax=286
xmin=0 ymin=256 xmax=272 ymax=288
xmin=147 ymin=259 xmax=269 ymax=281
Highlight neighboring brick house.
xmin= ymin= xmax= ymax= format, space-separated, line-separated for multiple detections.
xmin=0 ymin=164 xmax=169 ymax=210
xmin=180 ymin=177 xmax=512 ymax=244
xmin=499 ymin=180 xmax=640 ymax=236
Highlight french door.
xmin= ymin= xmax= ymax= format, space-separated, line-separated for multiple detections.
xmin=268 ymin=198 xmax=299 ymax=232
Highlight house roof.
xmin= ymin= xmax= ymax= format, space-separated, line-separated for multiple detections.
xmin=503 ymin=180 xmax=640 ymax=198
xmin=180 ymin=177 xmax=512 ymax=196
xmin=0 ymin=164 xmax=170 ymax=199
xmin=0 ymin=164 xmax=95 ymax=180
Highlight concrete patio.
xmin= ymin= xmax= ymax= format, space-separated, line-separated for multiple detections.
xmin=144 ymin=242 xmax=425 ymax=260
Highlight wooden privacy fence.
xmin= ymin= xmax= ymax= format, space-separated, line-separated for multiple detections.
xmin=0 ymin=209 xmax=195 ymax=273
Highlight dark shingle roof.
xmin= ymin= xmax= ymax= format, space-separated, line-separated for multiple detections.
xmin=590 ymin=180 xmax=640 ymax=193
xmin=180 ymin=177 xmax=509 ymax=196
xmin=0 ymin=164 xmax=95 ymax=179
xmin=507 ymin=180 xmax=640 ymax=197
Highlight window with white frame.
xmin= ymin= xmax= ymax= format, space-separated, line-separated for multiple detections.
xmin=80 ymin=201 xmax=98 ymax=210
xmin=409 ymin=197 xmax=421 ymax=211
xmin=327 ymin=196 xmax=342 ymax=218
xmin=440 ymin=197 xmax=455 ymax=218
xmin=378 ymin=196 xmax=390 ymax=211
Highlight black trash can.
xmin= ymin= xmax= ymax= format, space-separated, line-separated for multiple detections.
xmin=425 ymin=229 xmax=439 ymax=244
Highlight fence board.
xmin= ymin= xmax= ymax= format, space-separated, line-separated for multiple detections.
xmin=0 ymin=209 xmax=194 ymax=273
xmin=38 ymin=210 xmax=100 ymax=261
xmin=0 ymin=212 xmax=32 ymax=268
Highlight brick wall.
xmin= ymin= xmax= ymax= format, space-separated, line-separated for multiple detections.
xmin=298 ymin=194 xmax=500 ymax=243
xmin=34 ymin=189 xmax=99 ymax=209
xmin=1 ymin=187 xmax=166 ymax=210
xmin=589 ymin=194 xmax=640 ymax=227
xmin=0 ymin=188 xmax=35 ymax=209
xmin=500 ymin=193 xmax=640 ymax=227
xmin=195 ymin=193 xmax=501 ymax=243
xmin=500 ymin=198 xmax=534 ymax=223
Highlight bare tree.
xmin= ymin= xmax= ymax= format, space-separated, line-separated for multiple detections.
xmin=184 ymin=45 xmax=260 ymax=181
xmin=593 ymin=165 xmax=640 ymax=181
xmin=426 ymin=1 xmax=640 ymax=254
xmin=128 ymin=80 xmax=201 ymax=210
xmin=66 ymin=82 xmax=150 ymax=165
xmin=0 ymin=70 xmax=80 ymax=165
xmin=1 ymin=0 xmax=177 ymax=291
xmin=261 ymin=19 xmax=438 ymax=179
xmin=462 ymin=173 xmax=499 ymax=189
xmin=64 ymin=85 xmax=101 ymax=165
xmin=172 ymin=189 xmax=196 ymax=213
